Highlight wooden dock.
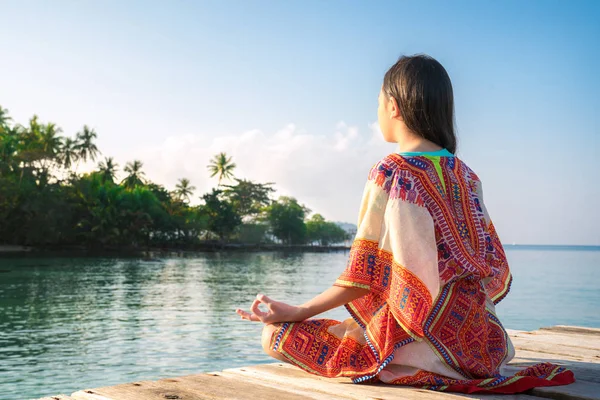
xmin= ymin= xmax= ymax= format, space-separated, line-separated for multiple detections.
xmin=39 ymin=325 xmax=600 ymax=400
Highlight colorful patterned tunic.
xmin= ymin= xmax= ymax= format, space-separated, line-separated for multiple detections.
xmin=269 ymin=149 xmax=574 ymax=393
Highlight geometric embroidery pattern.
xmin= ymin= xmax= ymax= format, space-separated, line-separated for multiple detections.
xmin=270 ymin=319 xmax=379 ymax=378
xmin=335 ymin=239 xmax=433 ymax=338
xmin=267 ymin=152 xmax=574 ymax=393
xmin=423 ymin=279 xmax=510 ymax=379
xmin=385 ymin=363 xmax=574 ymax=394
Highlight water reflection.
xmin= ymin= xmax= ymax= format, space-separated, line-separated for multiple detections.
xmin=1 ymin=248 xmax=598 ymax=399
xmin=0 ymin=252 xmax=349 ymax=399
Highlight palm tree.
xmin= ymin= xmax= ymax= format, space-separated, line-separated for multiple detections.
xmin=0 ymin=105 xmax=12 ymax=131
xmin=122 ymin=160 xmax=145 ymax=188
xmin=207 ymin=152 xmax=236 ymax=186
xmin=17 ymin=117 xmax=61 ymax=171
xmin=39 ymin=123 xmax=63 ymax=154
xmin=75 ymin=125 xmax=100 ymax=167
xmin=19 ymin=115 xmax=42 ymax=153
xmin=60 ymin=137 xmax=78 ymax=170
xmin=0 ymin=127 xmax=18 ymax=173
xmin=98 ymin=157 xmax=119 ymax=183
xmin=174 ymin=178 xmax=196 ymax=202
xmin=0 ymin=106 xmax=14 ymax=170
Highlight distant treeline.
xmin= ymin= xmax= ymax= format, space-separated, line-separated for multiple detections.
xmin=0 ymin=105 xmax=350 ymax=250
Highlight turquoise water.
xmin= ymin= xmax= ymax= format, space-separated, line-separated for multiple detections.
xmin=1 ymin=247 xmax=598 ymax=399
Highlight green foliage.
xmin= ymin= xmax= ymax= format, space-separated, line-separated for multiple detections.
xmin=265 ymin=196 xmax=310 ymax=245
xmin=75 ymin=125 xmax=100 ymax=165
xmin=0 ymin=107 xmax=210 ymax=248
xmin=122 ymin=160 xmax=145 ymax=189
xmin=174 ymin=178 xmax=196 ymax=203
xmin=0 ymin=105 xmax=346 ymax=249
xmin=221 ymin=178 xmax=274 ymax=220
xmin=306 ymin=214 xmax=349 ymax=246
xmin=207 ymin=152 xmax=236 ymax=186
xmin=97 ymin=157 xmax=118 ymax=184
xmin=236 ymin=223 xmax=269 ymax=244
xmin=200 ymin=189 xmax=242 ymax=240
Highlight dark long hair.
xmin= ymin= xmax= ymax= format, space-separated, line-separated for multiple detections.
xmin=382 ymin=54 xmax=457 ymax=154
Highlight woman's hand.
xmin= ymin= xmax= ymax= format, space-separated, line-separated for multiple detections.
xmin=236 ymin=294 xmax=305 ymax=324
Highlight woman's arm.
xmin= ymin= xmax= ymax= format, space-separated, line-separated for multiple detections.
xmin=236 ymin=285 xmax=369 ymax=324
xmin=237 ymin=162 xmax=389 ymax=325
xmin=296 ymin=285 xmax=370 ymax=320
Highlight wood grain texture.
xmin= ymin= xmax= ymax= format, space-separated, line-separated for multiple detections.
xmin=510 ymin=330 xmax=600 ymax=352
xmin=510 ymin=337 xmax=600 ymax=359
xmin=222 ymin=363 xmax=541 ymax=400
xmin=37 ymin=325 xmax=600 ymax=400
xmin=72 ymin=372 xmax=314 ymax=400
xmin=540 ymin=326 xmax=600 ymax=336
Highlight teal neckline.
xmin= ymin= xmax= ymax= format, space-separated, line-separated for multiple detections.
xmin=397 ymin=148 xmax=454 ymax=157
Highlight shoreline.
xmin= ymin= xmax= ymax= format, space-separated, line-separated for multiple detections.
xmin=0 ymin=243 xmax=352 ymax=258
xmin=3 ymin=243 xmax=599 ymax=257
xmin=0 ymin=245 xmax=33 ymax=253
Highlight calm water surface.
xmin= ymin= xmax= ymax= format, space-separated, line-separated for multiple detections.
xmin=1 ymin=248 xmax=599 ymax=399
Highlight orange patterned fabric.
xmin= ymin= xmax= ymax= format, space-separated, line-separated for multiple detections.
xmin=269 ymin=151 xmax=574 ymax=393
xmin=386 ymin=362 xmax=571 ymax=393
xmin=336 ymin=239 xmax=432 ymax=339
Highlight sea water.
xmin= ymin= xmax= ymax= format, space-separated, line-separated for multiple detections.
xmin=0 ymin=246 xmax=598 ymax=399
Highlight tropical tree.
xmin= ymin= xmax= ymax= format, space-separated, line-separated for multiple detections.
xmin=174 ymin=178 xmax=196 ymax=203
xmin=306 ymin=214 xmax=349 ymax=246
xmin=0 ymin=105 xmax=12 ymax=131
xmin=265 ymin=196 xmax=310 ymax=245
xmin=37 ymin=123 xmax=63 ymax=175
xmin=221 ymin=178 xmax=274 ymax=220
xmin=199 ymin=189 xmax=241 ymax=240
xmin=40 ymin=123 xmax=63 ymax=154
xmin=1 ymin=103 xmax=354 ymax=251
xmin=0 ymin=106 xmax=15 ymax=170
xmin=15 ymin=115 xmax=44 ymax=170
xmin=122 ymin=160 xmax=145 ymax=189
xmin=207 ymin=152 xmax=236 ymax=186
xmin=75 ymin=125 xmax=100 ymax=166
xmin=0 ymin=126 xmax=18 ymax=173
xmin=97 ymin=157 xmax=119 ymax=183
xmin=60 ymin=137 xmax=79 ymax=170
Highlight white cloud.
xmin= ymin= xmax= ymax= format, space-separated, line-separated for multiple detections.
xmin=126 ymin=121 xmax=395 ymax=223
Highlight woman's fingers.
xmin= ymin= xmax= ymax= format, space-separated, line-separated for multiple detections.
xmin=250 ymin=298 xmax=269 ymax=320
xmin=245 ymin=312 xmax=261 ymax=322
xmin=256 ymin=293 xmax=272 ymax=305
xmin=235 ymin=294 xmax=278 ymax=323
xmin=235 ymin=308 xmax=261 ymax=322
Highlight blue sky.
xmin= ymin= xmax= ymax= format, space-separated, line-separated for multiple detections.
xmin=1 ymin=0 xmax=599 ymax=245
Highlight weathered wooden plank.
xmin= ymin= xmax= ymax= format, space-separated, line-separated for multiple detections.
xmin=42 ymin=325 xmax=600 ymax=400
xmin=503 ymin=365 xmax=600 ymax=400
xmin=511 ymin=336 xmax=600 ymax=360
xmin=509 ymin=330 xmax=600 ymax=351
xmin=72 ymin=372 xmax=320 ymax=400
xmin=533 ymin=380 xmax=600 ymax=400
xmin=179 ymin=372 xmax=348 ymax=399
xmin=514 ymin=349 xmax=596 ymax=363
xmin=539 ymin=326 xmax=600 ymax=336
xmin=223 ymin=363 xmax=543 ymax=400
xmin=71 ymin=392 xmax=114 ymax=400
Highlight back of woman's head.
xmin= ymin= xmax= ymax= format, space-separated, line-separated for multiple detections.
xmin=383 ymin=54 xmax=457 ymax=154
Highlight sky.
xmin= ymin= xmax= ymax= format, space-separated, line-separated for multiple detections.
xmin=1 ymin=0 xmax=599 ymax=245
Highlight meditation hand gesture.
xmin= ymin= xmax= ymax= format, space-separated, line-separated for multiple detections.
xmin=236 ymin=294 xmax=305 ymax=324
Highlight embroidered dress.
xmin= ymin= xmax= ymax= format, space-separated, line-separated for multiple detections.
xmin=269 ymin=149 xmax=574 ymax=393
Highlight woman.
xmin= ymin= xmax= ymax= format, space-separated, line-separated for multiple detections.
xmin=236 ymin=54 xmax=574 ymax=393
